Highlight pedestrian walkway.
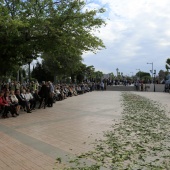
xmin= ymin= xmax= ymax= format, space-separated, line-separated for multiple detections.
xmin=1 ymin=91 xmax=169 ymax=169
xmin=0 ymin=92 xmax=123 ymax=170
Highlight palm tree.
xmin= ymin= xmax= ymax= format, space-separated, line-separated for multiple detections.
xmin=165 ymin=58 xmax=170 ymax=73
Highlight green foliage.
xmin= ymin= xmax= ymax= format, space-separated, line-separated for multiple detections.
xmin=165 ymin=58 xmax=170 ymax=71
xmin=0 ymin=0 xmax=106 ymax=77
xmin=109 ymin=72 xmax=115 ymax=79
xmin=158 ymin=70 xmax=166 ymax=81
xmin=41 ymin=52 xmax=84 ymax=83
xmin=166 ymin=58 xmax=170 ymax=65
xmin=31 ymin=62 xmax=53 ymax=82
xmin=136 ymin=71 xmax=151 ymax=80
xmin=85 ymin=65 xmax=95 ymax=80
xmin=94 ymin=71 xmax=103 ymax=82
xmin=165 ymin=58 xmax=170 ymax=81
xmin=75 ymin=63 xmax=87 ymax=83
xmin=76 ymin=74 xmax=84 ymax=83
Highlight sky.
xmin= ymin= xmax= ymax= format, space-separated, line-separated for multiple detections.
xmin=82 ymin=0 xmax=170 ymax=76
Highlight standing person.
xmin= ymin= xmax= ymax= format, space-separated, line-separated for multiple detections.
xmin=104 ymin=81 xmax=107 ymax=90
xmin=141 ymin=82 xmax=144 ymax=91
xmin=97 ymin=82 xmax=100 ymax=90
xmin=38 ymin=81 xmax=50 ymax=109
xmin=136 ymin=81 xmax=140 ymax=91
xmin=100 ymin=81 xmax=104 ymax=91
xmin=48 ymin=81 xmax=54 ymax=106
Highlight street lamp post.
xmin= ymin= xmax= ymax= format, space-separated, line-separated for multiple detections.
xmin=130 ymin=72 xmax=134 ymax=82
xmin=147 ymin=62 xmax=153 ymax=83
xmin=116 ymin=68 xmax=119 ymax=77
xmin=153 ymin=70 xmax=156 ymax=92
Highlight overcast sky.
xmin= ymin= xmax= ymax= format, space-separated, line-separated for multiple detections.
xmin=82 ymin=0 xmax=170 ymax=76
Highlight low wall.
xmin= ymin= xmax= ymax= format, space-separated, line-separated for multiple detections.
xmin=145 ymin=84 xmax=165 ymax=92
xmin=106 ymin=84 xmax=166 ymax=92
xmin=106 ymin=85 xmax=136 ymax=91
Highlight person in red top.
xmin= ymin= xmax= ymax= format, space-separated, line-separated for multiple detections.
xmin=0 ymin=91 xmax=11 ymax=118
xmin=4 ymin=91 xmax=17 ymax=117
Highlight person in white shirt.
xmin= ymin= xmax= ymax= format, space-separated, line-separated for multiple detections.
xmin=20 ymin=89 xmax=27 ymax=99
xmin=26 ymin=89 xmax=36 ymax=110
xmin=100 ymin=81 xmax=104 ymax=90
xmin=10 ymin=90 xmax=19 ymax=103
xmin=15 ymin=89 xmax=31 ymax=113
xmin=10 ymin=90 xmax=20 ymax=115
xmin=25 ymin=90 xmax=33 ymax=101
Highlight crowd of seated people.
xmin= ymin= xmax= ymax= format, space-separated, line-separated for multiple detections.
xmin=53 ymin=83 xmax=93 ymax=101
xmin=0 ymin=81 xmax=94 ymax=119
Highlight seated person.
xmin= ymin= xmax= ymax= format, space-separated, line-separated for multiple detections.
xmin=10 ymin=90 xmax=20 ymax=115
xmin=4 ymin=91 xmax=18 ymax=117
xmin=15 ymin=89 xmax=31 ymax=113
xmin=68 ymin=86 xmax=73 ymax=97
xmin=33 ymin=89 xmax=42 ymax=108
xmin=60 ymin=86 xmax=67 ymax=99
xmin=76 ymin=85 xmax=83 ymax=94
xmin=33 ymin=89 xmax=45 ymax=109
xmin=81 ymin=84 xmax=86 ymax=93
xmin=54 ymin=87 xmax=63 ymax=101
xmin=72 ymin=86 xmax=78 ymax=96
xmin=85 ymin=85 xmax=90 ymax=92
xmin=25 ymin=89 xmax=36 ymax=110
xmin=63 ymin=86 xmax=69 ymax=98
xmin=0 ymin=91 xmax=11 ymax=118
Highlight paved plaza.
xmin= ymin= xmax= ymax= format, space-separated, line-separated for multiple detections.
xmin=0 ymin=91 xmax=170 ymax=170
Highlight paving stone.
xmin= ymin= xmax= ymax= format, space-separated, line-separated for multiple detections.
xmin=3 ymin=91 xmax=168 ymax=169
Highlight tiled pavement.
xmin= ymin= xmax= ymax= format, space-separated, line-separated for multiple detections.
xmin=1 ymin=91 xmax=170 ymax=170
xmin=0 ymin=91 xmax=123 ymax=170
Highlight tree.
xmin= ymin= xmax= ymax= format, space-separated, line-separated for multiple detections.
xmin=85 ymin=65 xmax=95 ymax=81
xmin=31 ymin=62 xmax=53 ymax=82
xmin=158 ymin=70 xmax=166 ymax=81
xmin=0 ymin=0 xmax=106 ymax=78
xmin=165 ymin=58 xmax=170 ymax=72
xmin=73 ymin=63 xmax=87 ymax=83
xmin=94 ymin=71 xmax=103 ymax=82
xmin=109 ymin=72 xmax=115 ymax=80
xmin=136 ymin=71 xmax=151 ymax=80
xmin=41 ymin=51 xmax=83 ymax=82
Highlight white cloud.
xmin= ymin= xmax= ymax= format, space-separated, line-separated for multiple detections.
xmin=82 ymin=0 xmax=170 ymax=74
xmin=165 ymin=30 xmax=170 ymax=37
xmin=158 ymin=39 xmax=170 ymax=47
